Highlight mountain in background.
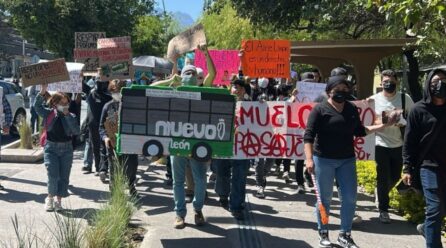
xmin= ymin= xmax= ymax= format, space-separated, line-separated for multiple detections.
xmin=172 ymin=11 xmax=195 ymax=29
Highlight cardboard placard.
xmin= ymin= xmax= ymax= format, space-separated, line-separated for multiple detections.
xmin=43 ymin=62 xmax=84 ymax=93
xmin=97 ymin=37 xmax=133 ymax=81
xmin=167 ymin=24 xmax=206 ymax=61
xmin=20 ymin=59 xmax=70 ymax=87
xmin=232 ymin=101 xmax=375 ymax=160
xmin=194 ymin=49 xmax=240 ymax=86
xmin=295 ymin=81 xmax=327 ymax=103
xmin=75 ymin=32 xmax=106 ymax=49
xmin=241 ymin=40 xmax=291 ymax=78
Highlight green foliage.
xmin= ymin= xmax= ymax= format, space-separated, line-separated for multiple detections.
xmin=18 ymin=121 xmax=32 ymax=149
xmin=356 ymin=160 xmax=425 ymax=223
xmin=356 ymin=160 xmax=377 ymax=195
xmin=2 ymin=0 xmax=154 ymax=58
xmin=85 ymin=156 xmax=136 ymax=248
xmin=47 ymin=214 xmax=84 ymax=248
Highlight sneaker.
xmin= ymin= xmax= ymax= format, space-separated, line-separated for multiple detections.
xmin=416 ymin=223 xmax=425 ymax=237
xmin=99 ymin=171 xmax=107 ymax=182
xmin=379 ymin=211 xmax=391 ymax=224
xmin=185 ymin=193 xmax=193 ymax=203
xmin=81 ymin=166 xmax=92 ymax=173
xmin=231 ymin=210 xmax=245 ymax=220
xmin=174 ymin=216 xmax=186 ymax=229
xmin=352 ymin=214 xmax=363 ymax=224
xmin=283 ymin=171 xmax=291 ymax=183
xmin=54 ymin=201 xmax=63 ymax=212
xmin=194 ymin=210 xmax=206 ymax=226
xmin=296 ymin=184 xmax=306 ymax=194
xmin=44 ymin=197 xmax=54 ymax=212
xmin=219 ymin=197 xmax=229 ymax=210
xmin=337 ymin=232 xmax=359 ymax=248
xmin=94 ymin=172 xmax=100 ymax=176
xmin=254 ymin=186 xmax=265 ymax=199
xmin=318 ymin=230 xmax=331 ymax=248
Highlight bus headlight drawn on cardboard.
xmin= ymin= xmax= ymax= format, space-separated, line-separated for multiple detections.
xmin=116 ymin=85 xmax=236 ymax=161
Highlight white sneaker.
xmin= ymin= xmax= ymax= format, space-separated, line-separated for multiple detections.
xmin=54 ymin=201 xmax=63 ymax=212
xmin=45 ymin=197 xmax=54 ymax=212
xmin=283 ymin=171 xmax=290 ymax=181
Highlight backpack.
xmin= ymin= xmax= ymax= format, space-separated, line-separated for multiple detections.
xmin=39 ymin=110 xmax=56 ymax=147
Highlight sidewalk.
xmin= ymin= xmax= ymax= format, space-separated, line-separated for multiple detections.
xmin=0 ymin=149 xmax=426 ymax=248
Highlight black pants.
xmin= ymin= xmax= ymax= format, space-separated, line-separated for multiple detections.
xmin=166 ymin=156 xmax=172 ymax=179
xmin=295 ymin=160 xmax=313 ymax=186
xmin=108 ymin=148 xmax=138 ymax=193
xmin=275 ymin=159 xmax=291 ymax=172
xmin=88 ymin=124 xmax=108 ymax=172
xmin=375 ymin=146 xmax=403 ymax=212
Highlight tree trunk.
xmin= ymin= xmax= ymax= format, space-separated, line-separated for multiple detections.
xmin=403 ymin=49 xmax=422 ymax=102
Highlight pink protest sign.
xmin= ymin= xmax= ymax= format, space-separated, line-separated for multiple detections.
xmin=194 ymin=49 xmax=240 ymax=86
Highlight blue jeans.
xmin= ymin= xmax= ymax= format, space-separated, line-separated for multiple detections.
xmin=83 ymin=138 xmax=93 ymax=168
xmin=171 ymin=156 xmax=207 ymax=218
xmin=420 ymin=166 xmax=446 ymax=248
xmin=44 ymin=141 xmax=73 ymax=197
xmin=214 ymin=159 xmax=249 ymax=211
xmin=314 ymin=156 xmax=357 ymax=232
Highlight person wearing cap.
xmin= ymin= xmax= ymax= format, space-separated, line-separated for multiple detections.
xmin=152 ymin=44 xmax=216 ymax=229
xmin=368 ymin=69 xmax=414 ymax=224
xmin=304 ymin=76 xmax=394 ymax=248
xmin=213 ymin=79 xmax=251 ymax=220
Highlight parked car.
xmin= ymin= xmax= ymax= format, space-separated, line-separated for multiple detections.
xmin=0 ymin=81 xmax=26 ymax=136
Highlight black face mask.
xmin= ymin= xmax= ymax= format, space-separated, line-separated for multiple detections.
xmin=96 ymin=81 xmax=109 ymax=93
xmin=431 ymin=80 xmax=446 ymax=99
xmin=332 ymin=91 xmax=348 ymax=103
xmin=383 ymin=81 xmax=397 ymax=94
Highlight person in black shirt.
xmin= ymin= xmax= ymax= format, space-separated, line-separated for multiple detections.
xmin=34 ymin=84 xmax=80 ymax=212
xmin=402 ymin=68 xmax=446 ymax=248
xmin=304 ymin=76 xmax=391 ymax=248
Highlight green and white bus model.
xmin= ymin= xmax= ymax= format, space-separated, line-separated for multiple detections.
xmin=116 ymin=85 xmax=236 ymax=161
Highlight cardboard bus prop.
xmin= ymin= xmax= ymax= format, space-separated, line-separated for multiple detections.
xmin=117 ymin=85 xmax=236 ymax=161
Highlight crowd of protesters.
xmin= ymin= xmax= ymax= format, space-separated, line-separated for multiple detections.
xmin=0 ymin=44 xmax=445 ymax=248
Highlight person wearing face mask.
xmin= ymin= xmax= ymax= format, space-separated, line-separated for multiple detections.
xmin=87 ymin=76 xmax=112 ymax=179
xmin=368 ymin=69 xmax=414 ymax=224
xmin=304 ymin=76 xmax=393 ymax=248
xmin=99 ymin=79 xmax=139 ymax=196
xmin=151 ymin=43 xmax=216 ymax=229
xmin=402 ymin=68 xmax=446 ymax=248
xmin=34 ymin=84 xmax=80 ymax=211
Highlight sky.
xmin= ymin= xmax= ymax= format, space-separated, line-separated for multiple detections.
xmin=155 ymin=0 xmax=204 ymax=21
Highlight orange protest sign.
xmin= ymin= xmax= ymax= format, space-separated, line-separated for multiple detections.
xmin=241 ymin=40 xmax=290 ymax=79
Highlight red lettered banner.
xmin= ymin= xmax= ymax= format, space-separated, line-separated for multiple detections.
xmin=232 ymin=101 xmax=375 ymax=160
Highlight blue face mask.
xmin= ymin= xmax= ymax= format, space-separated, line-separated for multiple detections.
xmin=181 ymin=74 xmax=197 ymax=86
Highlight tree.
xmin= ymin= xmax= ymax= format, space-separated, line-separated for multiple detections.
xmin=1 ymin=0 xmax=154 ymax=58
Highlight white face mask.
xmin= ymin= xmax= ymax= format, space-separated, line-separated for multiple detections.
xmin=112 ymin=93 xmax=122 ymax=101
xmin=56 ymin=105 xmax=69 ymax=112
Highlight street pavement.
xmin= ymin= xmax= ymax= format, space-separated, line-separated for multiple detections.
xmin=0 ymin=146 xmax=427 ymax=248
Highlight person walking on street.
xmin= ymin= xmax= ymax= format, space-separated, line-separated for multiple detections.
xmin=304 ymin=76 xmax=394 ymax=248
xmin=35 ymin=84 xmax=80 ymax=211
xmin=402 ymin=68 xmax=446 ymax=248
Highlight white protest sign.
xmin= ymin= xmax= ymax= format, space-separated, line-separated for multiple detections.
xmin=36 ymin=62 xmax=84 ymax=93
xmin=232 ymin=100 xmax=375 ymax=160
xmin=295 ymin=81 xmax=327 ymax=103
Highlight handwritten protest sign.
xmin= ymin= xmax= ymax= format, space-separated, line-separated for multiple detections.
xmin=241 ymin=40 xmax=290 ymax=79
xmin=97 ymin=36 xmax=133 ymax=81
xmin=117 ymin=86 xmax=236 ymax=161
xmin=20 ymin=59 xmax=70 ymax=87
xmin=295 ymin=81 xmax=327 ymax=103
xmin=167 ymin=24 xmax=206 ymax=61
xmin=232 ymin=101 xmax=375 ymax=160
xmin=75 ymin=32 xmax=105 ymax=49
xmin=195 ymin=49 xmax=239 ymax=86
xmin=43 ymin=62 xmax=84 ymax=93
xmin=74 ymin=32 xmax=105 ymax=73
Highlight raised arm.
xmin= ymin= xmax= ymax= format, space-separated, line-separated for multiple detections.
xmin=199 ymin=44 xmax=216 ymax=87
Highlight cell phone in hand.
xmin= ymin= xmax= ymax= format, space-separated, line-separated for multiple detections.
xmin=382 ymin=111 xmax=388 ymax=124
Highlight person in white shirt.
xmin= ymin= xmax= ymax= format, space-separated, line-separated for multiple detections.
xmin=368 ymin=69 xmax=414 ymax=223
